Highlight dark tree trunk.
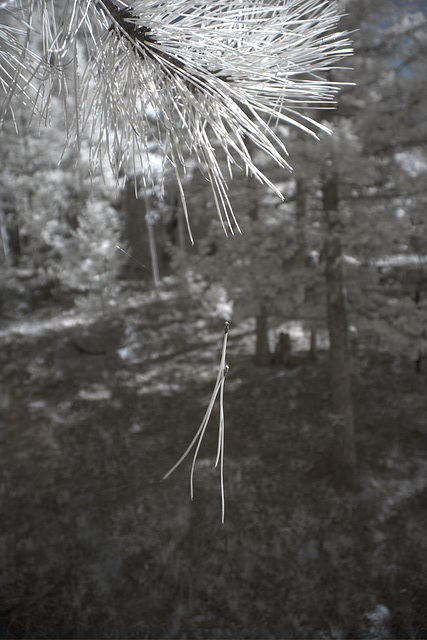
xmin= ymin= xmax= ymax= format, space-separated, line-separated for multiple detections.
xmin=0 ymin=206 xmax=12 ymax=267
xmin=7 ymin=215 xmax=21 ymax=264
xmin=293 ymin=176 xmax=308 ymax=311
xmin=295 ymin=177 xmax=319 ymax=358
xmin=0 ymin=158 xmax=20 ymax=267
xmin=0 ymin=208 xmax=20 ymax=267
xmin=322 ymin=173 xmax=357 ymax=487
xmin=144 ymin=195 xmax=161 ymax=289
xmin=309 ymin=327 xmax=317 ymax=360
xmin=165 ymin=188 xmax=188 ymax=253
xmin=241 ymin=136 xmax=273 ymax=366
xmin=176 ymin=204 xmax=187 ymax=253
xmin=295 ymin=177 xmax=307 ymax=271
xmin=121 ymin=178 xmax=165 ymax=284
xmin=415 ymin=290 xmax=422 ymax=373
xmin=121 ymin=179 xmax=149 ymax=280
xmin=254 ymin=303 xmax=271 ymax=366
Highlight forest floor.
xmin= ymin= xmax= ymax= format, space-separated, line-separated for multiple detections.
xmin=1 ymin=273 xmax=427 ymax=639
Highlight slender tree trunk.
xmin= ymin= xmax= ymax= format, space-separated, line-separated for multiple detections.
xmin=0 ymin=202 xmax=12 ymax=267
xmin=242 ymin=135 xmax=272 ymax=365
xmin=293 ymin=176 xmax=308 ymax=309
xmin=0 ymin=159 xmax=20 ymax=267
xmin=0 ymin=158 xmax=9 ymax=266
xmin=322 ymin=173 xmax=356 ymax=487
xmin=295 ymin=176 xmax=319 ymax=361
xmin=295 ymin=177 xmax=307 ymax=272
xmin=166 ymin=189 xmax=188 ymax=252
xmin=176 ymin=204 xmax=187 ymax=253
xmin=254 ymin=303 xmax=271 ymax=366
xmin=309 ymin=327 xmax=317 ymax=360
xmin=414 ymin=282 xmax=422 ymax=373
xmin=121 ymin=179 xmax=149 ymax=280
xmin=144 ymin=195 xmax=161 ymax=289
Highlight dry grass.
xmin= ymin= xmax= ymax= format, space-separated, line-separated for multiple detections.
xmin=1 ymin=279 xmax=427 ymax=638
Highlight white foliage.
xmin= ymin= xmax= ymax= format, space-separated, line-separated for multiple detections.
xmin=1 ymin=0 xmax=352 ymax=239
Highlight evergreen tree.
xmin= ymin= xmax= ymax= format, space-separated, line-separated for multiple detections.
xmin=339 ymin=0 xmax=427 ymax=369
xmin=0 ymin=100 xmax=123 ymax=298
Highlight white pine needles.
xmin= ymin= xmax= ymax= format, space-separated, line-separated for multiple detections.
xmin=1 ymin=0 xmax=352 ymax=240
xmin=162 ymin=321 xmax=229 ymax=522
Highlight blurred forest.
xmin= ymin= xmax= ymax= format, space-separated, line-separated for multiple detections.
xmin=1 ymin=0 xmax=427 ymax=638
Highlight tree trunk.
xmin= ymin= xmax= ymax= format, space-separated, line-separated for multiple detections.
xmin=254 ymin=303 xmax=271 ymax=366
xmin=0 ymin=159 xmax=20 ymax=267
xmin=166 ymin=189 xmax=188 ymax=252
xmin=0 ymin=204 xmax=12 ymax=267
xmin=176 ymin=204 xmax=187 ymax=253
xmin=322 ymin=173 xmax=357 ymax=487
xmin=144 ymin=195 xmax=161 ymax=289
xmin=121 ymin=179 xmax=150 ymax=280
xmin=295 ymin=177 xmax=307 ymax=270
xmin=309 ymin=327 xmax=317 ymax=360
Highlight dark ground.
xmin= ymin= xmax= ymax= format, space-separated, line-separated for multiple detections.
xmin=1 ymin=275 xmax=426 ymax=639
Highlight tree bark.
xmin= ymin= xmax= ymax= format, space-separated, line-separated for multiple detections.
xmin=254 ymin=303 xmax=271 ymax=366
xmin=295 ymin=177 xmax=307 ymax=270
xmin=121 ymin=179 xmax=149 ymax=280
xmin=0 ymin=203 xmax=12 ymax=267
xmin=165 ymin=188 xmax=188 ymax=252
xmin=0 ymin=159 xmax=20 ymax=267
xmin=309 ymin=328 xmax=317 ymax=360
xmin=322 ymin=173 xmax=357 ymax=487
xmin=145 ymin=195 xmax=161 ymax=289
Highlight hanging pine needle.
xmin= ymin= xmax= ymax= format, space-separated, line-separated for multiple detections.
xmin=162 ymin=321 xmax=230 ymax=523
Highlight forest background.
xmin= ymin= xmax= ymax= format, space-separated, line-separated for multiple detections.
xmin=1 ymin=0 xmax=427 ymax=638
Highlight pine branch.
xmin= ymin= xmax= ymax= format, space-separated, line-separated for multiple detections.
xmin=1 ymin=0 xmax=353 ymax=238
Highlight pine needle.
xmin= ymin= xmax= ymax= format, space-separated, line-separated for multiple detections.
xmin=1 ymin=0 xmax=353 ymax=234
xmin=162 ymin=321 xmax=230 ymax=523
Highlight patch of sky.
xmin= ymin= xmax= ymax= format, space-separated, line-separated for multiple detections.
xmin=395 ymin=150 xmax=427 ymax=178
xmin=373 ymin=2 xmax=426 ymax=76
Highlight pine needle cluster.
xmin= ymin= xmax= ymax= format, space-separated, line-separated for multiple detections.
xmin=1 ymin=0 xmax=352 ymax=237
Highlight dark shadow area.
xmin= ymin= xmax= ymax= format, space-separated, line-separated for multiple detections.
xmin=1 ymin=279 xmax=426 ymax=639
